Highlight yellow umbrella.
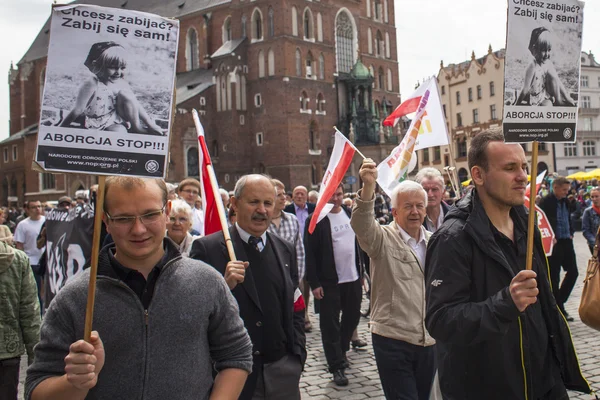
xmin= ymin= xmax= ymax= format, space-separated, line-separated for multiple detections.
xmin=580 ymin=168 xmax=600 ymax=180
xmin=566 ymin=171 xmax=588 ymax=180
xmin=462 ymin=175 xmax=532 ymax=186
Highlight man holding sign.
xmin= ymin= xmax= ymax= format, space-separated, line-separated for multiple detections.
xmin=26 ymin=177 xmax=252 ymax=400
xmin=425 ymin=129 xmax=591 ymax=399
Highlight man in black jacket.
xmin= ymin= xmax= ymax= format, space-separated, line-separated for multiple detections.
xmin=304 ymin=184 xmax=362 ymax=387
xmin=425 ymin=128 xmax=592 ymax=400
xmin=539 ymin=177 xmax=578 ymax=321
xmin=191 ymin=174 xmax=306 ymax=400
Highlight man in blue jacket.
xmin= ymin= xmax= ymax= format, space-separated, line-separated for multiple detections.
xmin=425 ymin=128 xmax=593 ymax=399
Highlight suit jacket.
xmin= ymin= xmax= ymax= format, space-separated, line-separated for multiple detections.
xmin=284 ymin=202 xmax=316 ymax=216
xmin=422 ymin=201 xmax=451 ymax=231
xmin=190 ymin=226 xmax=306 ymax=399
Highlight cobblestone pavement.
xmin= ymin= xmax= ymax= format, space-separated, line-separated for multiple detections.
xmin=18 ymin=235 xmax=600 ymax=400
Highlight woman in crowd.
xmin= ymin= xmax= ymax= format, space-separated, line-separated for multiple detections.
xmin=166 ymin=199 xmax=200 ymax=257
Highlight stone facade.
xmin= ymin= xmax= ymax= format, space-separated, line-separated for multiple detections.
xmin=2 ymin=0 xmax=401 ymax=205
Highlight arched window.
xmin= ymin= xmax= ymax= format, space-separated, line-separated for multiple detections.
xmin=374 ymin=100 xmax=381 ymax=117
xmin=366 ymin=0 xmax=371 ymax=17
xmin=319 ymin=53 xmax=325 ymax=79
xmin=291 ymin=7 xmax=298 ymax=36
xmin=375 ymin=30 xmax=383 ymax=57
xmin=374 ymin=0 xmax=382 ymax=20
xmin=268 ymin=49 xmax=275 ymax=76
xmin=300 ymin=91 xmax=309 ymax=110
xmin=387 ymin=68 xmax=393 ymax=91
xmin=241 ymin=15 xmax=247 ymax=37
xmin=258 ymin=50 xmax=265 ymax=78
xmin=241 ymin=75 xmax=247 ymax=110
xmin=222 ymin=16 xmax=232 ymax=44
xmin=367 ymin=28 xmax=373 ymax=54
xmin=187 ymin=147 xmax=199 ymax=178
xmin=39 ymin=68 xmax=46 ymax=106
xmin=317 ymin=13 xmax=323 ymax=42
xmin=311 ymin=162 xmax=318 ymax=186
xmin=317 ymin=93 xmax=325 ymax=112
xmin=221 ymin=74 xmax=227 ymax=111
xmin=268 ymin=7 xmax=274 ymax=37
xmin=309 ymin=122 xmax=319 ymax=150
xmin=216 ymin=75 xmax=221 ymax=111
xmin=335 ymin=10 xmax=356 ymax=73
xmin=186 ymin=27 xmax=199 ymax=71
xmin=369 ymin=65 xmax=375 ymax=88
xmin=306 ymin=51 xmax=314 ymax=78
xmin=378 ymin=67 xmax=384 ymax=90
xmin=235 ymin=73 xmax=242 ymax=110
xmin=226 ymin=74 xmax=232 ymax=110
xmin=384 ymin=0 xmax=389 ymax=22
xmin=304 ymin=8 xmax=314 ymax=39
xmin=385 ymin=32 xmax=390 ymax=58
xmin=212 ymin=140 xmax=219 ymax=158
xmin=252 ymin=8 xmax=263 ymax=40
xmin=295 ymin=49 xmax=302 ymax=77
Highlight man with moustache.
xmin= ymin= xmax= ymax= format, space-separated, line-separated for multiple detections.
xmin=191 ymin=174 xmax=307 ymax=400
xmin=425 ymin=128 xmax=592 ymax=399
xmin=26 ymin=177 xmax=252 ymax=400
xmin=415 ymin=167 xmax=451 ymax=233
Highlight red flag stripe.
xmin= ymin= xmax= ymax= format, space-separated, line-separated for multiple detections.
xmin=308 ymin=142 xmax=355 ymax=234
xmin=383 ymin=96 xmax=422 ymax=127
xmin=198 ymin=135 xmax=221 ymax=236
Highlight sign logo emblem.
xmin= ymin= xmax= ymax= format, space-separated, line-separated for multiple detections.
xmin=145 ymin=160 xmax=160 ymax=173
xmin=563 ymin=128 xmax=573 ymax=140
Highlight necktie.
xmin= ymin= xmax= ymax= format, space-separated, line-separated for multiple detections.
xmin=248 ymin=236 xmax=263 ymax=251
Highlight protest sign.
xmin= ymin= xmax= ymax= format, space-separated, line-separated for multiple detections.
xmin=36 ymin=4 xmax=179 ymax=178
xmin=503 ymin=0 xmax=584 ymax=142
xmin=43 ymin=204 xmax=95 ymax=306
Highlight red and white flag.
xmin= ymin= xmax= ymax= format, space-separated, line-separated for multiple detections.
xmin=383 ymin=78 xmax=448 ymax=151
xmin=194 ymin=111 xmax=223 ymax=236
xmin=307 ymin=130 xmax=358 ymax=234
xmin=525 ymin=170 xmax=547 ymax=199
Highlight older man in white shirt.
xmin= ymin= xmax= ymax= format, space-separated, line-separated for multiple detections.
xmin=350 ymin=159 xmax=436 ymax=400
xmin=415 ymin=167 xmax=450 ymax=233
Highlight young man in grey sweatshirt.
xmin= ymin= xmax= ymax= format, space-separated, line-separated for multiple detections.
xmin=26 ymin=176 xmax=253 ymax=400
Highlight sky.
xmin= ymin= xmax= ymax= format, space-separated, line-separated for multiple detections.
xmin=1 ymin=0 xmax=599 ymax=141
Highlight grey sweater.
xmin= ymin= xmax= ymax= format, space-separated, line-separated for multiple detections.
xmin=26 ymin=241 xmax=253 ymax=400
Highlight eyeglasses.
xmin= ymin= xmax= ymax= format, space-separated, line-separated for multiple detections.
xmin=169 ymin=216 xmax=190 ymax=224
xmin=181 ymin=189 xmax=199 ymax=196
xmin=106 ymin=205 xmax=167 ymax=228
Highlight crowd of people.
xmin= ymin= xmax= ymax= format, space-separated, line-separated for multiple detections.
xmin=1 ymin=127 xmax=599 ymax=399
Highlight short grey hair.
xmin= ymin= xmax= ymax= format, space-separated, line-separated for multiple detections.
xmin=415 ymin=167 xmax=444 ymax=188
xmin=233 ymin=174 xmax=276 ymax=198
xmin=308 ymin=190 xmax=319 ymax=200
xmin=391 ymin=180 xmax=428 ymax=208
xmin=169 ymin=199 xmax=193 ymax=220
xmin=218 ymin=188 xmax=229 ymax=198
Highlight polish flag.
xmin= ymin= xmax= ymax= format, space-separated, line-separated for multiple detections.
xmin=376 ymin=90 xmax=430 ymax=197
xmin=194 ymin=112 xmax=224 ymax=236
xmin=293 ymin=288 xmax=306 ymax=312
xmin=525 ymin=170 xmax=547 ymax=199
xmin=307 ymin=130 xmax=358 ymax=234
xmin=383 ymin=78 xmax=448 ymax=151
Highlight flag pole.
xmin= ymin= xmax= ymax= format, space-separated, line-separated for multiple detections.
xmin=525 ymin=141 xmax=539 ymax=271
xmin=192 ymin=110 xmax=237 ymax=262
xmin=84 ymin=175 xmax=105 ymax=342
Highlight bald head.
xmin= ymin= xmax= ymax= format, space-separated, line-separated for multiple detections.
xmin=292 ymin=185 xmax=308 ymax=208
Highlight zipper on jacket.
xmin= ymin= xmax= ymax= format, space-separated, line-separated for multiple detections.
xmin=144 ymin=309 xmax=149 ymax=326
xmin=518 ymin=317 xmax=529 ymax=400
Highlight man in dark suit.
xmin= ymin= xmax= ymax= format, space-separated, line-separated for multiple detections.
xmin=284 ymin=185 xmax=316 ymax=331
xmin=415 ymin=167 xmax=451 ymax=233
xmin=539 ymin=176 xmax=578 ymax=321
xmin=191 ymin=174 xmax=306 ymax=400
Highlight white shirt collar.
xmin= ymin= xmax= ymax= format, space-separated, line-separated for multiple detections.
xmin=397 ymin=224 xmax=427 ymax=246
xmin=235 ymin=223 xmax=267 ymax=244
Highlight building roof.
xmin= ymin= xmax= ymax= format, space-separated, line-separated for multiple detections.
xmin=0 ymin=124 xmax=38 ymax=145
xmin=19 ymin=0 xmax=231 ymax=65
xmin=442 ymin=48 xmax=505 ymax=76
xmin=211 ymin=38 xmax=245 ymax=59
xmin=176 ymin=68 xmax=214 ymax=105
xmin=350 ymin=60 xmax=371 ymax=79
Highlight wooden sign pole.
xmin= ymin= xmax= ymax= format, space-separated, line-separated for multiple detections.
xmin=83 ymin=175 xmax=106 ymax=341
xmin=525 ymin=141 xmax=539 ymax=271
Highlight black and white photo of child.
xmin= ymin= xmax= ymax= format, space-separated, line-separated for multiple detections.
xmin=60 ymin=41 xmax=164 ymax=135
xmin=514 ymin=27 xmax=576 ymax=107
xmin=504 ymin=2 xmax=582 ymax=109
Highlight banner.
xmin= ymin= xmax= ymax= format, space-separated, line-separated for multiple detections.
xmin=503 ymin=0 xmax=584 ymax=142
xmin=36 ymin=4 xmax=179 ymax=177
xmin=308 ymin=130 xmax=358 ymax=234
xmin=383 ymin=78 xmax=449 ymax=151
xmin=43 ymin=204 xmax=95 ymax=306
xmin=377 ymin=90 xmax=430 ymax=197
